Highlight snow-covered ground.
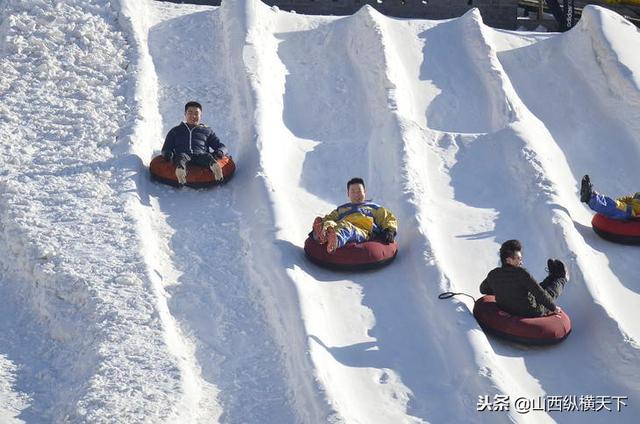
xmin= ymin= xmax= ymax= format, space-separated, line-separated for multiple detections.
xmin=0 ymin=0 xmax=639 ymax=422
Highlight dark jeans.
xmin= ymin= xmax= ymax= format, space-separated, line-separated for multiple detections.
xmin=173 ymin=152 xmax=216 ymax=169
xmin=540 ymin=276 xmax=567 ymax=300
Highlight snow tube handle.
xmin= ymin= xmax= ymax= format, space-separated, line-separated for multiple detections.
xmin=438 ymin=291 xmax=476 ymax=303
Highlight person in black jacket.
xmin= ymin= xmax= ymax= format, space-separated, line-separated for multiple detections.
xmin=479 ymin=240 xmax=568 ymax=317
xmin=161 ymin=101 xmax=228 ymax=184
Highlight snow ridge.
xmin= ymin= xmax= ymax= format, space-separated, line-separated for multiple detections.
xmin=132 ymin=0 xmax=318 ymax=422
xmin=0 ymin=1 xmax=190 ymax=421
xmin=578 ymin=6 xmax=640 ymax=107
xmin=115 ymin=0 xmax=222 ymax=422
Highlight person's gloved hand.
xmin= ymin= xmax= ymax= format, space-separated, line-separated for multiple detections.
xmin=162 ymin=151 xmax=173 ymax=161
xmin=381 ymin=229 xmax=396 ymax=244
xmin=213 ymin=149 xmax=225 ymax=159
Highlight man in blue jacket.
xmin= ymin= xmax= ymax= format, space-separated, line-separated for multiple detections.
xmin=161 ymin=101 xmax=228 ymax=184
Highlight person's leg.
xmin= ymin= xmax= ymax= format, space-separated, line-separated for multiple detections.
xmin=542 ymin=259 xmax=568 ymax=300
xmin=188 ymin=153 xmax=214 ymax=167
xmin=173 ymin=153 xmax=190 ymax=184
xmin=173 ymin=152 xmax=191 ymax=169
xmin=540 ymin=276 xmax=566 ymax=300
xmin=190 ymin=154 xmax=223 ymax=181
xmin=587 ymin=194 xmax=633 ymax=220
xmin=329 ymin=221 xmax=368 ymax=250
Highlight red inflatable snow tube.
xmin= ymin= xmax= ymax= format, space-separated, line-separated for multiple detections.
xmin=473 ymin=295 xmax=571 ymax=345
xmin=149 ymin=155 xmax=236 ymax=188
xmin=591 ymin=213 xmax=640 ymax=245
xmin=304 ymin=236 xmax=398 ymax=271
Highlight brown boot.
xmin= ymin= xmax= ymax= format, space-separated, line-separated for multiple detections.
xmin=313 ymin=217 xmax=326 ymax=243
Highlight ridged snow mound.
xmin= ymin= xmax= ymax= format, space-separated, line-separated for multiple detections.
xmin=0 ymin=0 xmax=638 ymax=422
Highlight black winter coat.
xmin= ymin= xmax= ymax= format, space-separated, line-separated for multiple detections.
xmin=480 ymin=265 xmax=557 ymax=317
xmin=161 ymin=122 xmax=228 ymax=157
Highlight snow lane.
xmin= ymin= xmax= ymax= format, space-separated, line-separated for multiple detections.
xmin=245 ymin=4 xmax=424 ymax=422
xmin=378 ymin=11 xmax=544 ymax=424
xmin=141 ymin=1 xmax=301 ymax=422
xmin=220 ymin=2 xmax=335 ymax=422
xmin=117 ymin=2 xmax=225 ymax=422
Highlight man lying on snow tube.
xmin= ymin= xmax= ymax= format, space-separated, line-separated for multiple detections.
xmin=476 ymin=240 xmax=571 ymax=344
xmin=580 ymin=175 xmax=640 ymax=244
xmin=304 ymin=177 xmax=398 ymax=271
xmin=150 ymin=100 xmax=235 ymax=188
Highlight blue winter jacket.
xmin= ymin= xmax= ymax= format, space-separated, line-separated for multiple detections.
xmin=161 ymin=122 xmax=228 ymax=157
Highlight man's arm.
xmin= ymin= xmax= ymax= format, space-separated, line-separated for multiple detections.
xmin=372 ymin=206 xmax=398 ymax=242
xmin=616 ymin=195 xmax=634 ymax=205
xmin=374 ymin=206 xmax=398 ymax=232
xmin=161 ymin=128 xmax=175 ymax=158
xmin=321 ymin=208 xmax=340 ymax=230
xmin=323 ymin=208 xmax=340 ymax=222
xmin=206 ymin=131 xmax=228 ymax=157
xmin=479 ymin=275 xmax=493 ymax=295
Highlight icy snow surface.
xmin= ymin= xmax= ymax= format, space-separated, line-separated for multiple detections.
xmin=0 ymin=0 xmax=639 ymax=422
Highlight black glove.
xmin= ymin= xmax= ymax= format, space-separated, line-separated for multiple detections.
xmin=213 ymin=149 xmax=225 ymax=159
xmin=162 ymin=151 xmax=173 ymax=162
xmin=381 ymin=229 xmax=396 ymax=244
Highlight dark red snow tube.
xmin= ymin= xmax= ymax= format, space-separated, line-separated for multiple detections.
xmin=591 ymin=213 xmax=640 ymax=245
xmin=304 ymin=236 xmax=398 ymax=271
xmin=473 ymin=295 xmax=571 ymax=345
xmin=149 ymin=155 xmax=236 ymax=188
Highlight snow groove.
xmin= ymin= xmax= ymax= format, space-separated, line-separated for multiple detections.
xmin=228 ymin=1 xmax=340 ymax=422
xmin=133 ymin=0 xmax=309 ymax=422
xmin=115 ymin=1 xmax=221 ymax=422
xmin=365 ymin=12 xmax=522 ymax=424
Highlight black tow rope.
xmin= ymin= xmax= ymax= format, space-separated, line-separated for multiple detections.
xmin=438 ymin=291 xmax=476 ymax=303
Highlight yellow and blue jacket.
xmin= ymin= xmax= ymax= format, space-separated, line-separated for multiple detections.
xmin=615 ymin=193 xmax=640 ymax=217
xmin=322 ymin=201 xmax=398 ymax=235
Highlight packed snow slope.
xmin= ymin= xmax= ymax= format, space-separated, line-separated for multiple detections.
xmin=0 ymin=0 xmax=639 ymax=422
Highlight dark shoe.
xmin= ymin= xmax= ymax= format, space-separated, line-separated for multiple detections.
xmin=546 ymin=259 xmax=554 ymax=274
xmin=550 ymin=259 xmax=566 ymax=279
xmin=580 ymin=175 xmax=593 ymax=203
xmin=541 ymin=275 xmax=566 ymax=299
